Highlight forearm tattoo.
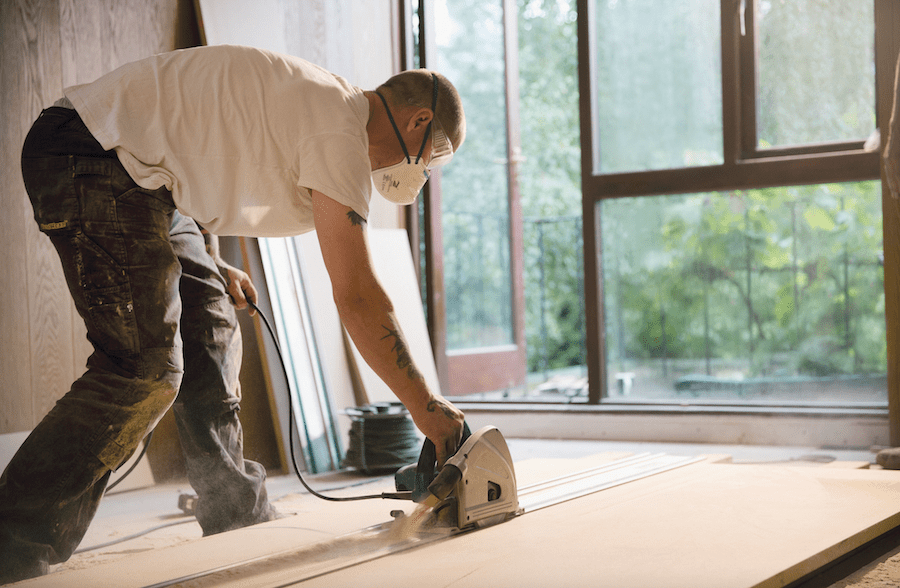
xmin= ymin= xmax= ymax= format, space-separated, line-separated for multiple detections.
xmin=427 ymin=399 xmax=456 ymax=419
xmin=347 ymin=211 xmax=366 ymax=226
xmin=381 ymin=326 xmax=422 ymax=380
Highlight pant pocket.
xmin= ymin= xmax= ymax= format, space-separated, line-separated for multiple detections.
xmin=23 ymin=161 xmax=81 ymax=236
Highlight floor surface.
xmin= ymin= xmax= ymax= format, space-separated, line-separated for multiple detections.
xmin=17 ymin=439 xmax=894 ymax=587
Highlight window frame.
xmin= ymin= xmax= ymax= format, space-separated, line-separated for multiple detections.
xmin=408 ymin=0 xmax=530 ymax=396
xmin=577 ymin=0 xmax=897 ymax=421
xmin=406 ymin=0 xmax=899 ymax=433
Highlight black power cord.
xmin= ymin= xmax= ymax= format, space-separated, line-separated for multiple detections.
xmin=106 ymin=429 xmax=154 ymax=492
xmin=249 ymin=300 xmax=413 ymax=502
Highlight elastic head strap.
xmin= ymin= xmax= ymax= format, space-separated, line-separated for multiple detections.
xmin=374 ymin=90 xmax=411 ymax=163
xmin=374 ymin=73 xmax=438 ymax=165
xmin=414 ymin=74 xmax=439 ymax=164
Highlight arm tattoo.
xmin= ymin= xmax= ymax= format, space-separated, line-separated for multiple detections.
xmin=427 ymin=399 xmax=456 ymax=419
xmin=347 ymin=211 xmax=366 ymax=227
xmin=381 ymin=326 xmax=422 ymax=380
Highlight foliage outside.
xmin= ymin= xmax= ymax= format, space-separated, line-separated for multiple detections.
xmin=603 ymin=183 xmax=886 ymax=383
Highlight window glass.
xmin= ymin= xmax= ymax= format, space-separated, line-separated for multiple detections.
xmin=519 ymin=0 xmax=585 ymax=383
xmin=436 ymin=0 xmax=514 ymax=350
xmin=593 ymin=0 xmax=722 ymax=174
xmin=757 ymin=0 xmax=875 ymax=148
xmin=601 ymin=181 xmax=886 ymax=403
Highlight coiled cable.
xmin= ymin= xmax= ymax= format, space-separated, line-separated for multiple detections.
xmin=342 ymin=403 xmax=422 ymax=474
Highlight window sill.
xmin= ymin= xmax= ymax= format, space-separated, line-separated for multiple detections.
xmin=455 ymin=401 xmax=890 ymax=448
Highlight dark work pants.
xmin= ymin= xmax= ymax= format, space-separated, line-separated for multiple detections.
xmin=0 ymin=107 xmax=275 ymax=584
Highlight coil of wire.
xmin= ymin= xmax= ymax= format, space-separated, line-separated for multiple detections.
xmin=342 ymin=402 xmax=422 ymax=474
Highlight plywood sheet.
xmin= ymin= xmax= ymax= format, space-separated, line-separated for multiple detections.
xmin=303 ymin=464 xmax=900 ymax=588
xmin=31 ymin=453 xmax=630 ymax=587
xmin=31 ymin=457 xmax=900 ymax=588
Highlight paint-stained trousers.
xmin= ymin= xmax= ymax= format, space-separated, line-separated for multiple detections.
xmin=0 ymin=107 xmax=276 ymax=584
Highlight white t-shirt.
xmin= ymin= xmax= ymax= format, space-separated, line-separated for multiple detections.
xmin=66 ymin=45 xmax=371 ymax=237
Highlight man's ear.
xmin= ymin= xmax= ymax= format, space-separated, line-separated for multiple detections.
xmin=406 ymin=107 xmax=434 ymax=132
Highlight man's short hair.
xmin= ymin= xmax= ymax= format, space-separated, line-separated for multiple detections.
xmin=377 ymin=69 xmax=466 ymax=152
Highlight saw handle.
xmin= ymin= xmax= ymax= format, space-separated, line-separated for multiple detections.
xmin=415 ymin=422 xmax=471 ymax=494
xmin=426 ymin=463 xmax=463 ymax=501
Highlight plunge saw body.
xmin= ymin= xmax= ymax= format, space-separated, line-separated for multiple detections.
xmin=394 ymin=425 xmax=521 ymax=530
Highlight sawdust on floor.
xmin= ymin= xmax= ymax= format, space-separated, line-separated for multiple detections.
xmin=829 ymin=546 xmax=900 ymax=587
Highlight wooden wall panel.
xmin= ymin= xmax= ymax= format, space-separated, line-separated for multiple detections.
xmin=1 ymin=0 xmax=70 ymax=431
xmin=0 ymin=0 xmax=189 ymax=435
xmin=1 ymin=0 xmax=396 ymax=483
xmin=0 ymin=0 xmax=43 ymax=431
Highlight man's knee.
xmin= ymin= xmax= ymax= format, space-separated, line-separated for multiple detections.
xmin=91 ymin=350 xmax=183 ymax=470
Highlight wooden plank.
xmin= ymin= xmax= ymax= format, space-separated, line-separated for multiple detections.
xmin=100 ymin=0 xmax=177 ymax=74
xmin=59 ymin=0 xmax=103 ymax=87
xmin=30 ymin=457 xmax=900 ymax=588
xmin=58 ymin=0 xmax=100 ymax=388
xmin=301 ymin=464 xmax=900 ymax=588
xmin=17 ymin=0 xmax=77 ymax=425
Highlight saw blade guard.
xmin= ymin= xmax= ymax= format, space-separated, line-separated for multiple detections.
xmin=444 ymin=426 xmax=519 ymax=528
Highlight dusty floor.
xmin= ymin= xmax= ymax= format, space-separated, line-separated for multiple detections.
xmin=830 ymin=550 xmax=900 ymax=588
xmin=44 ymin=439 xmax=896 ymax=587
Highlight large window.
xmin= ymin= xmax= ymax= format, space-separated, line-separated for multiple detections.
xmin=584 ymin=0 xmax=887 ymax=405
xmin=413 ymin=0 xmax=895 ymax=409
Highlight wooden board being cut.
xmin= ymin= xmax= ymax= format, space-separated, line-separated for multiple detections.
xmin=305 ymin=463 xmax=900 ymax=588
xmin=27 ymin=456 xmax=900 ymax=588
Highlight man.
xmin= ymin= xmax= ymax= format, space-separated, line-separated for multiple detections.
xmin=0 ymin=44 xmax=466 ymax=584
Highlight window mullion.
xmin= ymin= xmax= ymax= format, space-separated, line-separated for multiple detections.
xmin=721 ymin=0 xmax=741 ymax=166
xmin=738 ymin=0 xmax=758 ymax=160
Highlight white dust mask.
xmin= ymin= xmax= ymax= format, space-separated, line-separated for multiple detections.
xmin=372 ymin=159 xmax=429 ymax=205
xmin=371 ymin=74 xmax=450 ymax=205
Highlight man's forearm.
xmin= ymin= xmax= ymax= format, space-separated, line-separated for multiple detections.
xmin=311 ymin=190 xmax=464 ymax=462
xmin=337 ymin=291 xmax=435 ymax=414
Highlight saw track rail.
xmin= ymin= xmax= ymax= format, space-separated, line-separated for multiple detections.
xmin=518 ymin=453 xmax=704 ymax=512
xmin=140 ymin=453 xmax=703 ymax=588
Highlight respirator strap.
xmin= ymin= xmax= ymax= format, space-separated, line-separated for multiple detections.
xmin=374 ymin=91 xmax=412 ymax=163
